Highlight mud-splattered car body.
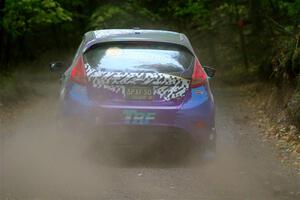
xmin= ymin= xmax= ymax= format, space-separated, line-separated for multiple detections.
xmin=58 ymin=29 xmax=216 ymax=152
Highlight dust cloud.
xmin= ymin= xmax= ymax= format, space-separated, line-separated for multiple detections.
xmin=1 ymin=83 xmax=300 ymax=200
xmin=0 ymin=83 xmax=193 ymax=199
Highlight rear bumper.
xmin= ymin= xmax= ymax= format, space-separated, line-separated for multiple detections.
xmin=60 ymin=84 xmax=215 ymax=142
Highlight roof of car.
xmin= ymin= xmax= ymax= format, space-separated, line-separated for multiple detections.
xmin=83 ymin=29 xmax=195 ymax=54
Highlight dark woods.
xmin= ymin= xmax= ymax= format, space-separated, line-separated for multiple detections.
xmin=0 ymin=0 xmax=300 ymax=86
xmin=0 ymin=0 xmax=5 ymax=65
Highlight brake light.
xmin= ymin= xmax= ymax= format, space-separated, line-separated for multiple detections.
xmin=191 ymin=58 xmax=207 ymax=88
xmin=70 ymin=56 xmax=88 ymax=85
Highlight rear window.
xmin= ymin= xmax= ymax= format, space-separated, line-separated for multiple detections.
xmin=84 ymin=42 xmax=194 ymax=73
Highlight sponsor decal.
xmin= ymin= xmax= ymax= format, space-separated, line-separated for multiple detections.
xmin=123 ymin=110 xmax=156 ymax=125
xmin=85 ymin=64 xmax=190 ymax=101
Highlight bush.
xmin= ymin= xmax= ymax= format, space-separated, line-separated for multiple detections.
xmin=3 ymin=0 xmax=72 ymax=37
xmin=288 ymin=93 xmax=300 ymax=128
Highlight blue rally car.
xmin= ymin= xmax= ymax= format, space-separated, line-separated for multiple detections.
xmin=51 ymin=29 xmax=216 ymax=156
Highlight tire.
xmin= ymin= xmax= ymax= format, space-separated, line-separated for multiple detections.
xmin=201 ymin=128 xmax=217 ymax=161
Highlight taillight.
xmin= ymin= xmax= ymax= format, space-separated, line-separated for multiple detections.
xmin=191 ymin=58 xmax=207 ymax=88
xmin=70 ymin=56 xmax=88 ymax=85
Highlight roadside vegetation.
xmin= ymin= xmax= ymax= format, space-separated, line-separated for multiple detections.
xmin=0 ymin=0 xmax=300 ymax=168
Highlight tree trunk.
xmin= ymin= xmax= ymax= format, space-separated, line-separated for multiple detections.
xmin=238 ymin=27 xmax=249 ymax=69
xmin=234 ymin=0 xmax=249 ymax=69
xmin=249 ymin=0 xmax=263 ymax=36
xmin=0 ymin=0 xmax=6 ymax=66
xmin=268 ymin=0 xmax=279 ymax=16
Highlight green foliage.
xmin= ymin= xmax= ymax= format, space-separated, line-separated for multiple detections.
xmin=0 ymin=0 xmax=300 ymax=89
xmin=218 ymin=2 xmax=248 ymax=19
xmin=3 ymin=0 xmax=72 ymax=37
xmin=278 ymin=0 xmax=300 ymax=25
xmin=88 ymin=3 xmax=159 ymax=30
xmin=172 ymin=0 xmax=208 ymax=18
xmin=89 ymin=5 xmax=129 ymax=29
xmin=57 ymin=0 xmax=84 ymax=8
xmin=161 ymin=0 xmax=214 ymax=30
xmin=56 ymin=0 xmax=87 ymax=20
xmin=268 ymin=33 xmax=300 ymax=85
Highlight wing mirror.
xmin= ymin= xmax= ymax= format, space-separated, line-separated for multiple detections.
xmin=49 ymin=62 xmax=67 ymax=72
xmin=203 ymin=66 xmax=216 ymax=78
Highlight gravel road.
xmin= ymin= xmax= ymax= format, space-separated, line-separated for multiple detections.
xmin=1 ymin=81 xmax=300 ymax=200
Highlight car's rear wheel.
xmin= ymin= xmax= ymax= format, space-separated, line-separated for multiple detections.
xmin=201 ymin=128 xmax=217 ymax=161
xmin=190 ymin=128 xmax=216 ymax=163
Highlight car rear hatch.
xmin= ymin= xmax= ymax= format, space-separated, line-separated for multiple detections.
xmin=83 ymin=42 xmax=195 ymax=107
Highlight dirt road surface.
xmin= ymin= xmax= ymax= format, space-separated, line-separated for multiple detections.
xmin=1 ymin=80 xmax=300 ymax=200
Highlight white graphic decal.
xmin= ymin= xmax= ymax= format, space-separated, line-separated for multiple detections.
xmin=85 ymin=64 xmax=190 ymax=101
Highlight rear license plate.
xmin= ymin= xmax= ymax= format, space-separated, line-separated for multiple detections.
xmin=125 ymin=86 xmax=153 ymax=100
